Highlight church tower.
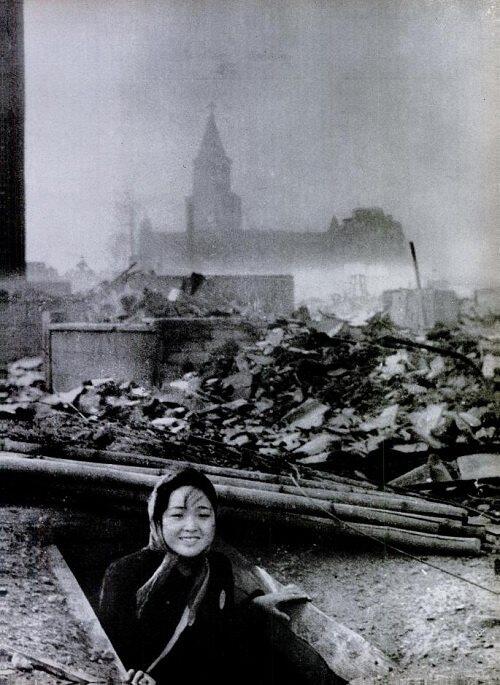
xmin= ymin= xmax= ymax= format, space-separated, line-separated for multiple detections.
xmin=186 ymin=108 xmax=242 ymax=258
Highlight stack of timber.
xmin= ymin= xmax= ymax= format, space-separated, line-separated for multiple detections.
xmin=0 ymin=441 xmax=487 ymax=555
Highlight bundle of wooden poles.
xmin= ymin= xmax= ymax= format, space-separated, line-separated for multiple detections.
xmin=0 ymin=439 xmax=486 ymax=555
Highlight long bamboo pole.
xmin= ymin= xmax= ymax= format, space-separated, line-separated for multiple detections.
xmin=0 ymin=456 xmax=464 ymax=535
xmin=351 ymin=522 xmax=482 ymax=554
xmin=68 ymin=449 xmax=465 ymax=516
xmin=220 ymin=510 xmax=482 ymax=555
xmin=214 ymin=484 xmax=471 ymax=535
xmin=4 ymin=448 xmax=468 ymax=521
xmin=211 ymin=474 xmax=467 ymax=521
xmin=298 ymin=466 xmax=378 ymax=488
xmin=3 ymin=438 xmax=467 ymax=518
xmin=35 ymin=453 xmax=469 ymax=521
xmin=2 ymin=440 xmax=367 ymax=491
xmin=2 ymin=439 xmax=377 ymax=491
xmin=0 ymin=455 xmax=481 ymax=554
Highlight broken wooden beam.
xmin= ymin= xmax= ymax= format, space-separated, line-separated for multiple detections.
xmin=388 ymin=463 xmax=432 ymax=488
xmin=218 ymin=540 xmax=394 ymax=682
xmin=388 ymin=455 xmax=455 ymax=489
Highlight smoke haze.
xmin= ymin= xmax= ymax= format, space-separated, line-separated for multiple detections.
xmin=24 ymin=0 xmax=496 ymax=289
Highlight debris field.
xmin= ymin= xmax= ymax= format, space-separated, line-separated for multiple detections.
xmin=0 ymin=313 xmax=498 ymax=682
xmin=1 ymin=316 xmax=498 ymax=555
xmin=2 ymin=316 xmax=497 ymax=480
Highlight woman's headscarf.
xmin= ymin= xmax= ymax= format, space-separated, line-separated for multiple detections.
xmin=136 ymin=468 xmax=218 ymax=618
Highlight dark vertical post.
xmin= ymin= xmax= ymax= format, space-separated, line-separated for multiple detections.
xmin=0 ymin=0 xmax=26 ymax=278
xmin=409 ymin=240 xmax=427 ymax=328
xmin=409 ymin=241 xmax=422 ymax=290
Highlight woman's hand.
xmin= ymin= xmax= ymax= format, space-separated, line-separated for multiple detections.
xmin=251 ymin=584 xmax=311 ymax=622
xmin=124 ymin=669 xmax=156 ymax=685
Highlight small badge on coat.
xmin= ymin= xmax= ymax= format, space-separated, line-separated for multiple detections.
xmin=219 ymin=589 xmax=226 ymax=610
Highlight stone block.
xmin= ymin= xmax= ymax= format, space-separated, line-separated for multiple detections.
xmin=46 ymin=318 xmax=263 ymax=391
xmin=383 ymin=288 xmax=459 ymax=330
xmin=47 ymin=323 xmax=162 ymax=392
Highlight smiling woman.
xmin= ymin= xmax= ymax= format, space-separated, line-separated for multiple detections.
xmin=161 ymin=485 xmax=216 ymax=558
xmin=99 ymin=469 xmax=236 ymax=685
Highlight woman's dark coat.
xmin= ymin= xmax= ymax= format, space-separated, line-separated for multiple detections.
xmin=99 ymin=548 xmax=236 ymax=684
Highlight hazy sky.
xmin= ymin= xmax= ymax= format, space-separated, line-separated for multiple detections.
xmin=24 ymin=0 xmax=496 ymax=287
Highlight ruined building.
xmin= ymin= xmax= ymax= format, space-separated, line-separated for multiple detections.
xmin=186 ymin=109 xmax=242 ymax=265
xmin=137 ymin=111 xmax=407 ymax=274
xmin=0 ymin=0 xmax=25 ymax=278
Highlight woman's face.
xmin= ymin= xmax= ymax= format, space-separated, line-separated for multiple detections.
xmin=161 ymin=485 xmax=216 ymax=558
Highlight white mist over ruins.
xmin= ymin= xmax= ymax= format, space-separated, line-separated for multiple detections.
xmin=20 ymin=0 xmax=496 ymax=305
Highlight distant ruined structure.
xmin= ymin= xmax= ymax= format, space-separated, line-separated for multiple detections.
xmin=137 ymin=111 xmax=407 ymax=274
xmin=0 ymin=0 xmax=26 ymax=278
xmin=329 ymin=208 xmax=408 ymax=264
xmin=186 ymin=108 xmax=242 ymax=266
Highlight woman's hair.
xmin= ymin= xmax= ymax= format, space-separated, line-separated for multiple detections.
xmin=149 ymin=467 xmax=218 ymax=526
xmin=138 ymin=468 xmax=217 ymax=616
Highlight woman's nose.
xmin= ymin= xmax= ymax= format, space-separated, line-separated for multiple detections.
xmin=182 ymin=515 xmax=199 ymax=530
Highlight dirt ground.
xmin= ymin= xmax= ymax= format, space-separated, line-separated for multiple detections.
xmin=0 ymin=508 xmax=119 ymax=684
xmin=1 ymin=506 xmax=498 ymax=684
xmin=233 ymin=533 xmax=499 ymax=683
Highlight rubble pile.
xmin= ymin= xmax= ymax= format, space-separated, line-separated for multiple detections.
xmin=86 ymin=284 xmax=250 ymax=322
xmin=1 ymin=316 xmax=498 ymax=554
xmin=82 ymin=271 xmax=272 ymax=322
xmin=193 ymin=318 xmax=497 ymax=474
xmin=1 ymin=318 xmax=497 ymax=486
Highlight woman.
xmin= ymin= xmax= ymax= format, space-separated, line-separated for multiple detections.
xmin=99 ymin=468 xmax=236 ymax=685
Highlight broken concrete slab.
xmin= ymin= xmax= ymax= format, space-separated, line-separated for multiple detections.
xmin=456 ymin=454 xmax=500 ymax=481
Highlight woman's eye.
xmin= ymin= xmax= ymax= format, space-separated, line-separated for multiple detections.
xmin=170 ymin=513 xmax=183 ymax=519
